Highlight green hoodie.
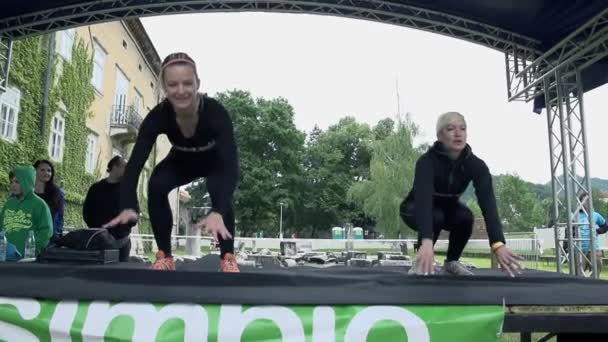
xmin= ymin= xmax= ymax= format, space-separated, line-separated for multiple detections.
xmin=0 ymin=166 xmax=53 ymax=255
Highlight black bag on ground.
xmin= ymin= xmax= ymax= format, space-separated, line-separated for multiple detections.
xmin=56 ymin=229 xmax=119 ymax=250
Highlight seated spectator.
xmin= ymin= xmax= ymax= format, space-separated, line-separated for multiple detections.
xmin=33 ymin=159 xmax=64 ymax=244
xmin=83 ymin=156 xmax=133 ymax=261
xmin=575 ymin=192 xmax=608 ymax=274
xmin=0 ymin=166 xmax=53 ymax=257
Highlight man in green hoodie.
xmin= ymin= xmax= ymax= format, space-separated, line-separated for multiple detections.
xmin=0 ymin=166 xmax=53 ymax=257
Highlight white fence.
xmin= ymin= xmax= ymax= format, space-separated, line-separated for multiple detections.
xmin=534 ymin=227 xmax=608 ymax=251
xmin=128 ymin=233 xmax=541 ymax=256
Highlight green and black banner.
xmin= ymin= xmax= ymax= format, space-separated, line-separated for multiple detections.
xmin=0 ymin=297 xmax=504 ymax=341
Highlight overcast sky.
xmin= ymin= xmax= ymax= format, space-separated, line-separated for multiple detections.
xmin=142 ymin=12 xmax=608 ymax=185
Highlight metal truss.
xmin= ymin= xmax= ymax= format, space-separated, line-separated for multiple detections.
xmin=507 ymin=7 xmax=608 ymax=102
xmin=0 ymin=0 xmax=540 ymax=55
xmin=0 ymin=36 xmax=11 ymax=93
xmin=544 ymin=70 xmax=599 ymax=278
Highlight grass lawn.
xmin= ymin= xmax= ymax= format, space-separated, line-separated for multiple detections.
xmin=458 ymin=255 xmax=608 ymax=280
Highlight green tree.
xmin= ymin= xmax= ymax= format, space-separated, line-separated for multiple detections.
xmin=590 ymin=188 xmax=608 ymax=217
xmin=496 ymin=174 xmax=545 ymax=231
xmin=298 ymin=117 xmax=373 ymax=237
xmin=348 ymin=117 xmax=423 ymax=238
xmin=189 ymin=90 xmax=306 ymax=237
xmin=372 ymin=118 xmax=395 ymax=141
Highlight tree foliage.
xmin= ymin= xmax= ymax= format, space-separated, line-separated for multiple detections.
xmin=212 ymin=91 xmax=305 ymax=237
xmin=0 ymin=36 xmax=96 ymax=228
xmin=496 ymin=174 xmax=545 ymax=231
xmin=348 ymin=116 xmax=422 ymax=238
xmin=298 ymin=117 xmax=373 ymax=237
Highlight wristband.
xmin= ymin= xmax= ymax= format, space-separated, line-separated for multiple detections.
xmin=491 ymin=242 xmax=505 ymax=251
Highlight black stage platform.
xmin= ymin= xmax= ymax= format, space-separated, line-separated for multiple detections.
xmin=0 ymin=255 xmax=607 ymax=338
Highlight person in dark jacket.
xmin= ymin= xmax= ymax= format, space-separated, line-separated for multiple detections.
xmin=83 ymin=156 xmax=132 ymax=261
xmin=401 ymin=112 xmax=522 ymax=276
xmin=33 ymin=159 xmax=64 ymax=244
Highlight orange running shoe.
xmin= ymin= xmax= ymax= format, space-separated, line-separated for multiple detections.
xmin=220 ymin=253 xmax=240 ymax=273
xmin=151 ymin=250 xmax=176 ymax=271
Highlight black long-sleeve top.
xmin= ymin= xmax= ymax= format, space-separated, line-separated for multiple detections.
xmin=403 ymin=141 xmax=505 ymax=245
xmin=83 ymin=179 xmax=121 ymax=228
xmin=120 ymin=94 xmax=239 ymax=217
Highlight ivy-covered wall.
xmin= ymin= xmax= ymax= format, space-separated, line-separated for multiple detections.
xmin=0 ymin=37 xmax=48 ymax=181
xmin=0 ymin=34 xmax=156 ymax=234
xmin=0 ymin=35 xmax=96 ymax=228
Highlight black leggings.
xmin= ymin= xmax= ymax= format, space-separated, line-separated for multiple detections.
xmin=401 ymin=201 xmax=473 ymax=262
xmin=148 ymin=152 xmax=235 ymax=258
xmin=118 ymin=238 xmax=131 ymax=262
xmin=108 ymin=226 xmax=132 ymax=262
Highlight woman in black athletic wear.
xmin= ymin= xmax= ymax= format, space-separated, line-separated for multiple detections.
xmin=400 ymin=112 xmax=522 ymax=277
xmin=104 ymin=52 xmax=239 ymax=272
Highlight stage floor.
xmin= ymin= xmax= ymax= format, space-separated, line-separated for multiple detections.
xmin=0 ymin=255 xmax=607 ymax=334
xmin=0 ymin=255 xmax=605 ymax=306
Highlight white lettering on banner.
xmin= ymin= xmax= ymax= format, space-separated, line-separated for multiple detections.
xmin=344 ymin=306 xmax=430 ymax=342
xmin=82 ymin=302 xmax=208 ymax=342
xmin=312 ymin=306 xmax=335 ymax=342
xmin=0 ymin=300 xmax=436 ymax=341
xmin=218 ymin=305 xmax=305 ymax=342
xmin=50 ymin=301 xmax=78 ymax=342
xmin=0 ymin=297 xmax=41 ymax=342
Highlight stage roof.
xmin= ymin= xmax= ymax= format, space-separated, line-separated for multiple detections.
xmin=2 ymin=1 xmax=606 ymax=48
xmin=1 ymin=1 xmax=607 ymax=94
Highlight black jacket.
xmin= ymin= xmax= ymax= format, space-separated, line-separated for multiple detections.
xmin=403 ymin=141 xmax=505 ymax=245
xmin=83 ymin=179 xmax=132 ymax=239
xmin=120 ymin=95 xmax=238 ymax=217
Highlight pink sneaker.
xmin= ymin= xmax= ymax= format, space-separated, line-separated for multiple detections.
xmin=220 ymin=253 xmax=240 ymax=273
xmin=150 ymin=251 xmax=176 ymax=271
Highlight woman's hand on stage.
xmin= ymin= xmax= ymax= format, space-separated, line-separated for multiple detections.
xmin=415 ymin=239 xmax=435 ymax=275
xmin=494 ymin=245 xmax=524 ymax=277
xmin=102 ymin=209 xmax=139 ymax=229
xmin=199 ymin=212 xmax=233 ymax=241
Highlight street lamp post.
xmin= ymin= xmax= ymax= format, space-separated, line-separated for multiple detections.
xmin=279 ymin=202 xmax=284 ymax=240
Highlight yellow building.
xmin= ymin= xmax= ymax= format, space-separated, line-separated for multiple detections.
xmin=0 ymin=19 xmax=185 ymax=243
xmin=53 ymin=19 xmax=178 ymax=234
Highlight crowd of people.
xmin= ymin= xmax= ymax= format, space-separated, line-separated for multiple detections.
xmin=1 ymin=160 xmax=63 ymax=260
xmin=0 ymin=156 xmax=132 ymax=261
xmin=0 ymin=51 xmax=604 ymax=277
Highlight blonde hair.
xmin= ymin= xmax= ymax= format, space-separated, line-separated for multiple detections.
xmin=436 ymin=112 xmax=466 ymax=136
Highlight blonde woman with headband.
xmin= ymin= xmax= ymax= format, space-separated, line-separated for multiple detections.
xmin=400 ymin=112 xmax=522 ymax=277
xmin=104 ymin=52 xmax=239 ymax=272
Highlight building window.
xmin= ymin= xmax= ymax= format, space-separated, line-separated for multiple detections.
xmin=112 ymin=68 xmax=130 ymax=124
xmin=133 ymin=90 xmax=144 ymax=115
xmin=85 ymin=134 xmax=98 ymax=174
xmin=59 ymin=29 xmax=75 ymax=61
xmin=91 ymin=42 xmax=106 ymax=93
xmin=0 ymin=87 xmax=20 ymax=142
xmin=48 ymin=112 xmax=65 ymax=162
